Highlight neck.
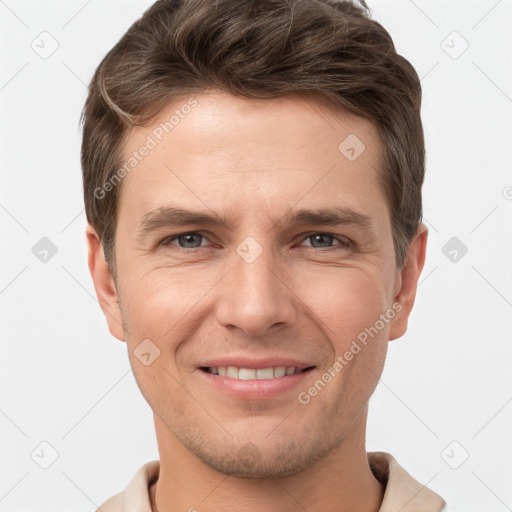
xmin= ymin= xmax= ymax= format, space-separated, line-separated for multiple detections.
xmin=150 ymin=411 xmax=384 ymax=512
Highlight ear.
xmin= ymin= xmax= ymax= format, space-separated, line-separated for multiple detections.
xmin=388 ymin=223 xmax=428 ymax=341
xmin=85 ymin=224 xmax=125 ymax=342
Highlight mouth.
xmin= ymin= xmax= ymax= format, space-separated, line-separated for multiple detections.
xmin=197 ymin=357 xmax=317 ymax=399
xmin=200 ymin=365 xmax=315 ymax=380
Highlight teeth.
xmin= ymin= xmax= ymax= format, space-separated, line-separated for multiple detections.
xmin=207 ymin=366 xmax=304 ymax=379
xmin=239 ymin=368 xmax=256 ymax=380
xmin=256 ymin=368 xmax=274 ymax=379
xmin=226 ymin=366 xmax=238 ymax=378
xmin=274 ymin=366 xmax=286 ymax=378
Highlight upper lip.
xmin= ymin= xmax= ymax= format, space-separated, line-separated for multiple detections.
xmin=199 ymin=357 xmax=315 ymax=370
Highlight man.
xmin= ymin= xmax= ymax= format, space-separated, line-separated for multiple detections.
xmin=82 ymin=0 xmax=448 ymax=510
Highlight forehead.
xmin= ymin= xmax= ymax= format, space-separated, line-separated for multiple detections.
xmin=117 ymin=89 xmax=387 ymax=229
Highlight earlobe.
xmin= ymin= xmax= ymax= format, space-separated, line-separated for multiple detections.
xmin=85 ymin=224 xmax=126 ymax=342
xmin=388 ymin=223 xmax=428 ymax=342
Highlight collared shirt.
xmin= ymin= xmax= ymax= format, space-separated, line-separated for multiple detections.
xmin=96 ymin=451 xmax=448 ymax=511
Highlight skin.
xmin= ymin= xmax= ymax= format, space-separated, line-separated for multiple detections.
xmin=86 ymin=89 xmax=427 ymax=512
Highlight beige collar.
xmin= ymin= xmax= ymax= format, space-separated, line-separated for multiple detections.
xmin=99 ymin=451 xmax=446 ymax=512
xmin=369 ymin=451 xmax=446 ymax=512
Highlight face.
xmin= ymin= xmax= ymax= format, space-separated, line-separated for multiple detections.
xmin=87 ymin=89 xmax=426 ymax=478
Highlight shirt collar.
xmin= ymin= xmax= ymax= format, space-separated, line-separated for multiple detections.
xmin=368 ymin=451 xmax=446 ymax=512
xmin=119 ymin=452 xmax=446 ymax=512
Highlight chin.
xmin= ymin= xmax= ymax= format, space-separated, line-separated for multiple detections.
xmin=180 ymin=428 xmax=340 ymax=479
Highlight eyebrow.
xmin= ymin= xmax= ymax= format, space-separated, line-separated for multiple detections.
xmin=136 ymin=204 xmax=375 ymax=237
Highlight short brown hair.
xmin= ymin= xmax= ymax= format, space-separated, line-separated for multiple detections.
xmin=81 ymin=0 xmax=425 ymax=279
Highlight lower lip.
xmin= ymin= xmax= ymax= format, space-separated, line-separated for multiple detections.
xmin=198 ymin=368 xmax=315 ymax=400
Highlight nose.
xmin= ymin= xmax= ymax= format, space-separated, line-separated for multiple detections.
xmin=215 ymin=243 xmax=297 ymax=337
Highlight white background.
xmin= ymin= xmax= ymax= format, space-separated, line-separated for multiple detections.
xmin=1 ymin=0 xmax=511 ymax=510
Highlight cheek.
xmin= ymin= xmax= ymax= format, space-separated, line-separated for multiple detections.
xmin=120 ymin=272 xmax=197 ymax=401
xmin=305 ymin=271 xmax=390 ymax=415
xmin=299 ymin=266 xmax=391 ymax=396
xmin=119 ymin=267 xmax=214 ymax=338
xmin=128 ymin=347 xmax=189 ymax=422
xmin=297 ymin=266 xmax=390 ymax=340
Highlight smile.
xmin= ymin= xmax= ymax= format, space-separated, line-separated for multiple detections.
xmin=201 ymin=366 xmax=313 ymax=380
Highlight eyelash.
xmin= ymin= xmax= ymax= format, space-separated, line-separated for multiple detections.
xmin=159 ymin=231 xmax=353 ymax=253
